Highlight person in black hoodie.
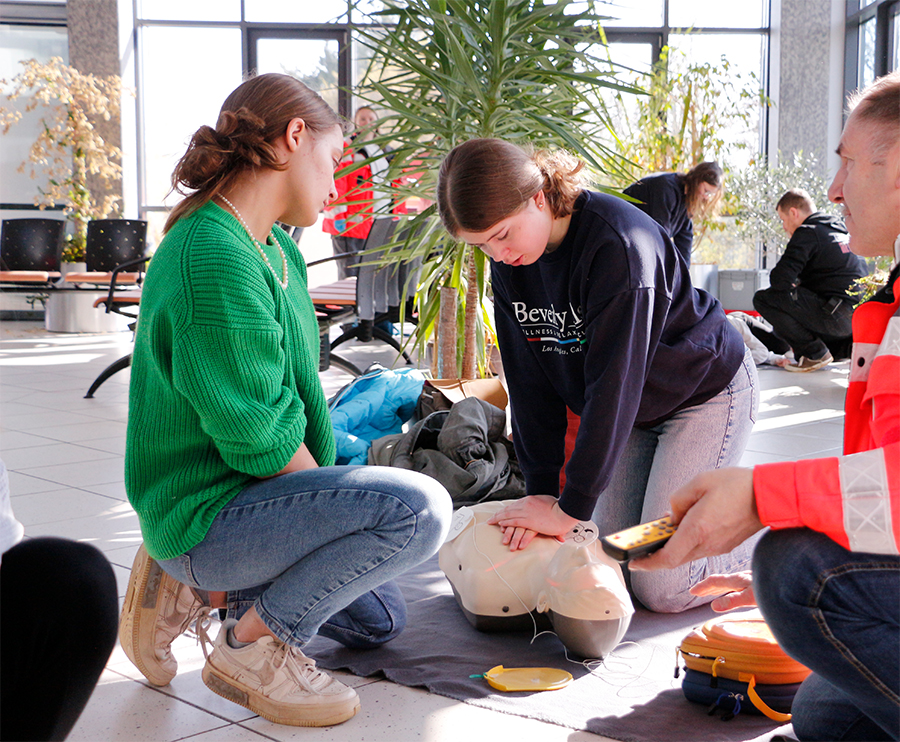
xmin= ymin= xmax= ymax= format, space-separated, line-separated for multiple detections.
xmin=437 ymin=139 xmax=760 ymax=613
xmin=753 ymin=189 xmax=869 ymax=371
xmin=623 ymin=161 xmax=724 ymax=266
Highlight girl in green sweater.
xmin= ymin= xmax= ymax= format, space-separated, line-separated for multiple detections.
xmin=120 ymin=74 xmax=451 ymax=727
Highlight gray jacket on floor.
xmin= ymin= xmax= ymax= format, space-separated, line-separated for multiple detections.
xmin=368 ymin=397 xmax=526 ymax=506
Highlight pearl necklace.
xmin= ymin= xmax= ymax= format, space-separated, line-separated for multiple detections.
xmin=218 ymin=195 xmax=288 ymax=290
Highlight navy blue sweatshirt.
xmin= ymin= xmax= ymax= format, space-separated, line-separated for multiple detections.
xmin=491 ymin=191 xmax=745 ymax=520
xmin=623 ymin=172 xmax=693 ymax=265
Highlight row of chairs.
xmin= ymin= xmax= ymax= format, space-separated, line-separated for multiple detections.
xmin=3 ymin=216 xmax=419 ymax=397
xmin=0 ymin=218 xmax=148 ymax=287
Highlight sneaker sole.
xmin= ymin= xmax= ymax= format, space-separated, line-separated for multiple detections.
xmin=784 ymin=361 xmax=831 ymax=373
xmin=119 ymin=545 xmax=176 ymax=686
xmin=202 ymin=663 xmax=360 ymax=727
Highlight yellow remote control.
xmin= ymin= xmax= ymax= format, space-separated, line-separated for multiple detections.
xmin=600 ymin=516 xmax=677 ymax=561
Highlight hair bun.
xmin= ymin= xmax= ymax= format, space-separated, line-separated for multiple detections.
xmin=172 ymin=107 xmax=280 ymax=193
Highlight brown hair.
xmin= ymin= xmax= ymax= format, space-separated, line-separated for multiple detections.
xmin=847 ymin=70 xmax=900 ymax=160
xmin=165 ymin=73 xmax=343 ymax=233
xmin=775 ymin=188 xmax=815 ymax=214
xmin=437 ymin=138 xmax=585 ymax=237
xmin=682 ymin=161 xmax=724 ymax=220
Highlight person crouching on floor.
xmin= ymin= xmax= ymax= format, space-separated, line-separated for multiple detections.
xmin=120 ymin=73 xmax=451 ymax=727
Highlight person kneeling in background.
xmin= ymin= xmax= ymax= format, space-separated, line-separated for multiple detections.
xmin=753 ymin=188 xmax=869 ymax=372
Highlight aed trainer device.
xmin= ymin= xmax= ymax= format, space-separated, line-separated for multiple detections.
xmin=480 ymin=665 xmax=573 ymax=692
xmin=601 ymin=516 xmax=677 ymax=561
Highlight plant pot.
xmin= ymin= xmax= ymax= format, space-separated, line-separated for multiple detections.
xmin=45 ymin=262 xmax=131 ymax=333
xmin=60 ymin=261 xmax=87 ymax=276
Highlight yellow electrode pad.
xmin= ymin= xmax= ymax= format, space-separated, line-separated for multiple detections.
xmin=482 ymin=665 xmax=573 ymax=692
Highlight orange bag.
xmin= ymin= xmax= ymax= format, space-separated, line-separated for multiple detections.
xmin=677 ymin=610 xmax=812 ymax=722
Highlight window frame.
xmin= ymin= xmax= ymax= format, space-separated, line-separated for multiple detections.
xmin=0 ymin=1 xmax=67 ymax=211
xmin=128 ymin=1 xmax=773 ymax=220
xmin=844 ymin=0 xmax=900 ymax=101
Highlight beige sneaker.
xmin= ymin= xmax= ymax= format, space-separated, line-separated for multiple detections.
xmin=119 ymin=543 xmax=213 ymax=686
xmin=783 ymin=351 xmax=834 ymax=373
xmin=202 ymin=620 xmax=360 ymax=727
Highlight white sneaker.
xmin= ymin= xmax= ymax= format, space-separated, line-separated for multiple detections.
xmin=202 ymin=620 xmax=360 ymax=726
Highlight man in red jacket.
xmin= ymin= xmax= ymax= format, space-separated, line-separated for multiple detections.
xmin=634 ymin=71 xmax=900 ymax=741
xmin=322 ymin=107 xmax=389 ymax=279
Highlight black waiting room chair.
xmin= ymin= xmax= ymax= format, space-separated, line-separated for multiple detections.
xmin=64 ymin=219 xmax=148 ymax=287
xmin=0 ymin=218 xmax=65 ymax=288
xmin=84 ymin=254 xmax=150 ymax=398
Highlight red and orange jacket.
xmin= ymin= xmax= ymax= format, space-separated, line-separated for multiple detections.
xmin=322 ymin=138 xmax=380 ymax=240
xmin=753 ymin=262 xmax=900 ymax=555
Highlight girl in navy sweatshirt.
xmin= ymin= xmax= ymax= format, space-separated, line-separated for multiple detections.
xmin=437 ymin=139 xmax=759 ymax=613
xmin=623 ymin=161 xmax=724 ymax=266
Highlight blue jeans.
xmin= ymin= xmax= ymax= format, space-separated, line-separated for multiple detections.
xmin=592 ymin=348 xmax=760 ymax=613
xmin=754 ymin=529 xmax=900 ymax=741
xmin=159 ymin=466 xmax=451 ymax=649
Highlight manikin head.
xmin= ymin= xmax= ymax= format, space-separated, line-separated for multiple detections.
xmin=439 ymin=501 xmax=634 ymax=659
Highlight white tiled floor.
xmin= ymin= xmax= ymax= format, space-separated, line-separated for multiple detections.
xmin=0 ymin=321 xmax=846 ymax=742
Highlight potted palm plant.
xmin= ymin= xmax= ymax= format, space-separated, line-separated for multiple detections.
xmin=351 ymin=0 xmax=638 ymax=378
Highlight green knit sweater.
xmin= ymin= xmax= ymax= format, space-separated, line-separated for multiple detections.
xmin=125 ymin=201 xmax=336 ymax=561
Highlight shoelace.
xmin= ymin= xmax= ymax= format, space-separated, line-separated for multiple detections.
xmin=271 ymin=642 xmax=333 ymax=693
xmin=192 ymin=609 xmax=216 ymax=661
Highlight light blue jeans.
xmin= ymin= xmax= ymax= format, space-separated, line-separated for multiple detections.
xmin=159 ymin=466 xmax=452 ymax=649
xmin=592 ymin=348 xmax=760 ymax=613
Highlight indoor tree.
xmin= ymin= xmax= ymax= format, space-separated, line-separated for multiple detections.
xmin=727 ymin=150 xmax=838 ymax=266
xmin=603 ymin=46 xmax=770 ymax=258
xmin=0 ymin=57 xmax=124 ymax=262
xmin=351 ymin=0 xmax=637 ymax=378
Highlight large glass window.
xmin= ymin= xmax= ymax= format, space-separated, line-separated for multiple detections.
xmin=599 ymin=0 xmax=664 ymax=27
xmin=891 ymin=4 xmax=900 ymax=69
xmin=139 ymin=26 xmax=242 ymax=209
xmin=133 ymin=0 xmax=770 ymax=263
xmin=859 ymin=15 xmax=878 ymax=87
xmin=244 ymin=0 xmax=348 ymax=23
xmin=595 ymin=1 xmax=769 ymax=269
xmin=599 ymin=1 xmax=769 ymax=167
xmin=255 ymin=36 xmax=340 ymax=111
xmin=0 ymin=24 xmax=68 ymax=209
xmin=136 ymin=0 xmax=239 ymax=22
xmin=845 ymin=0 xmax=900 ymax=100
xmin=135 ymin=3 xmax=358 ymax=225
xmin=668 ymin=0 xmax=766 ymax=28
xmin=669 ymin=32 xmax=766 ymax=168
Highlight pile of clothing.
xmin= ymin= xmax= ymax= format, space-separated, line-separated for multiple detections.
xmin=330 ymin=368 xmax=524 ymax=506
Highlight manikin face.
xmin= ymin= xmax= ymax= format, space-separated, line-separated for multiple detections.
xmin=827 ymin=111 xmax=900 ymax=258
xmin=455 ymin=192 xmax=555 ymax=267
xmin=283 ymin=122 xmax=344 ymax=228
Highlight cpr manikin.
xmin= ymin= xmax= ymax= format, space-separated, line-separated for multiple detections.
xmin=439 ymin=501 xmax=634 ymax=658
